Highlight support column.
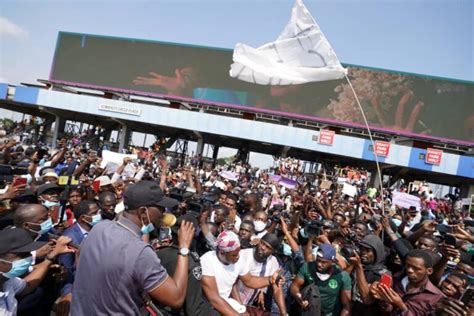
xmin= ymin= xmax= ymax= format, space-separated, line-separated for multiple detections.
xmin=212 ymin=146 xmax=220 ymax=168
xmin=460 ymin=184 xmax=474 ymax=199
xmin=118 ymin=124 xmax=131 ymax=153
xmin=368 ymin=169 xmax=382 ymax=189
xmin=51 ymin=115 xmax=66 ymax=148
xmin=196 ymin=138 xmax=204 ymax=156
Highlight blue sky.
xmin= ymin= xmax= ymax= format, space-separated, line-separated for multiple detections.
xmin=0 ymin=0 xmax=472 ymax=166
xmin=1 ymin=0 xmax=472 ymax=85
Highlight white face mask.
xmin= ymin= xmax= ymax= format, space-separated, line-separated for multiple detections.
xmin=253 ymin=220 xmax=266 ymax=233
xmin=316 ymin=272 xmax=331 ymax=281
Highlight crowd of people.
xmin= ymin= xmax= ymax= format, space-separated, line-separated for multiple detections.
xmin=0 ymin=127 xmax=473 ymax=316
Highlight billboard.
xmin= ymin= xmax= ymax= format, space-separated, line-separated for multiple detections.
xmin=50 ymin=32 xmax=474 ymax=145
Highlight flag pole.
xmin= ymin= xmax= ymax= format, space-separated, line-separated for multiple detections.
xmin=344 ymin=74 xmax=385 ymax=215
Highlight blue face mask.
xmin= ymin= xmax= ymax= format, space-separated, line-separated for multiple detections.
xmin=91 ymin=214 xmax=102 ymax=226
xmin=39 ymin=217 xmax=53 ymax=235
xmin=300 ymin=228 xmax=308 ymax=239
xmin=85 ymin=214 xmax=102 ymax=227
xmin=42 ymin=200 xmax=60 ymax=209
xmin=1 ymin=256 xmax=33 ymax=278
xmin=282 ymin=242 xmax=292 ymax=257
xmin=392 ymin=218 xmax=402 ymax=227
xmin=141 ymin=208 xmax=155 ymax=235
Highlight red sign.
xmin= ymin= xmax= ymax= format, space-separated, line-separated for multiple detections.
xmin=374 ymin=141 xmax=390 ymax=157
xmin=318 ymin=129 xmax=335 ymax=146
xmin=425 ymin=148 xmax=443 ymax=165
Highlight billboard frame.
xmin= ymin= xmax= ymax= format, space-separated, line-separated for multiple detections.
xmin=49 ymin=31 xmax=474 ymax=147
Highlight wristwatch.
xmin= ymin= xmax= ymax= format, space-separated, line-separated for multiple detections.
xmin=178 ymin=247 xmax=190 ymax=257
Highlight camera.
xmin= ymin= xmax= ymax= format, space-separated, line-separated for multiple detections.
xmin=340 ymin=245 xmax=359 ymax=261
xmin=304 ymin=219 xmax=323 ymax=237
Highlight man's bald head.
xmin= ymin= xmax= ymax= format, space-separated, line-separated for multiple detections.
xmin=14 ymin=204 xmax=49 ymax=228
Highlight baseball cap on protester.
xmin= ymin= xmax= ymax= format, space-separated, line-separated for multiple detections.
xmin=12 ymin=188 xmax=38 ymax=204
xmin=36 ymin=183 xmax=64 ymax=196
xmin=316 ymin=243 xmax=336 ymax=261
xmin=0 ymin=228 xmax=46 ymax=254
xmin=261 ymin=233 xmax=280 ymax=251
xmin=124 ymin=181 xmax=179 ymax=210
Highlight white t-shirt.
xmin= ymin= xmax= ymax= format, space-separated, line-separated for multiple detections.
xmin=237 ymin=248 xmax=280 ymax=304
xmin=0 ymin=277 xmax=26 ymax=316
xmin=200 ymin=251 xmax=250 ymax=299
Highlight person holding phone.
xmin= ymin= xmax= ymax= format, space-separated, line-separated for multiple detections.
xmin=348 ymin=234 xmax=390 ymax=316
xmin=372 ymin=249 xmax=445 ymax=316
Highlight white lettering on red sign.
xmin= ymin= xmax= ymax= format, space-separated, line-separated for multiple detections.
xmin=318 ymin=130 xmax=335 ymax=146
xmin=374 ymin=141 xmax=390 ymax=157
xmin=425 ymin=148 xmax=443 ymax=165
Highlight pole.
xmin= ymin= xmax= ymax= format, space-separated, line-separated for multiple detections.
xmin=345 ymin=75 xmax=385 ymax=215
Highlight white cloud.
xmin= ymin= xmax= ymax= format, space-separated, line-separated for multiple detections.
xmin=0 ymin=17 xmax=28 ymax=39
xmin=0 ymin=77 xmax=8 ymax=83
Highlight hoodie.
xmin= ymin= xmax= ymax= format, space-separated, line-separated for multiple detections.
xmin=359 ymin=234 xmax=387 ymax=279
xmin=352 ymin=234 xmax=389 ymax=316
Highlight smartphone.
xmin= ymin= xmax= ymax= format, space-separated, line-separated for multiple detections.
xmin=444 ymin=234 xmax=457 ymax=246
xmin=13 ymin=177 xmax=27 ymax=187
xmin=275 ymin=270 xmax=285 ymax=285
xmin=380 ymin=273 xmax=392 ymax=287
xmin=158 ymin=227 xmax=171 ymax=241
xmin=92 ymin=179 xmax=100 ymax=193
xmin=461 ymin=287 xmax=473 ymax=305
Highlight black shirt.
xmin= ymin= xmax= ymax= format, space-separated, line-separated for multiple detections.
xmin=156 ymin=246 xmax=211 ymax=316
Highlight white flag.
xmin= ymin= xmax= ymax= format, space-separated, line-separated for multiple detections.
xmin=230 ymin=0 xmax=347 ymax=85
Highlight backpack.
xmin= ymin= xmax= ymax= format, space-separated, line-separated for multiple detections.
xmin=298 ymin=261 xmax=322 ymax=316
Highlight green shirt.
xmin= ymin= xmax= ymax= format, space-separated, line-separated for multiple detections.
xmin=297 ymin=263 xmax=352 ymax=316
xmin=367 ymin=187 xmax=377 ymax=198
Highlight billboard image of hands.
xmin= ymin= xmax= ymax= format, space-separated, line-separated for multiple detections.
xmin=50 ymin=32 xmax=474 ymax=145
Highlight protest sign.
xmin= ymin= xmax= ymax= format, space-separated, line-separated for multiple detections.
xmin=392 ymin=191 xmax=421 ymax=210
xmin=342 ymin=183 xmax=357 ymax=197
xmin=101 ymin=150 xmax=137 ymax=174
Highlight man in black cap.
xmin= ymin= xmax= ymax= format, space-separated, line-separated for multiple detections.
xmin=236 ymin=233 xmax=287 ymax=314
xmin=0 ymin=228 xmax=73 ymax=316
xmin=71 ymin=181 xmax=196 ymax=315
xmin=156 ymin=213 xmax=213 ymax=316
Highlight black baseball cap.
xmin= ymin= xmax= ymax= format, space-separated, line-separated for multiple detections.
xmin=0 ymin=228 xmax=46 ymax=254
xmin=36 ymin=183 xmax=64 ymax=196
xmin=124 ymin=181 xmax=179 ymax=210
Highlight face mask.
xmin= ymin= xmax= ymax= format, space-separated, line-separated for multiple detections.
xmin=38 ymin=217 xmax=53 ymax=235
xmin=141 ymin=208 xmax=155 ymax=235
xmin=392 ymin=218 xmax=402 ymax=227
xmin=1 ymin=256 xmax=33 ymax=278
xmin=282 ymin=242 xmax=292 ymax=257
xmin=91 ymin=214 xmax=102 ymax=226
xmin=316 ymin=272 xmax=331 ymax=281
xmin=253 ymin=220 xmax=266 ymax=233
xmin=300 ymin=228 xmax=308 ymax=239
xmin=42 ymin=200 xmax=60 ymax=209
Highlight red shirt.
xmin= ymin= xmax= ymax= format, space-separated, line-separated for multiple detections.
xmin=381 ymin=275 xmax=445 ymax=316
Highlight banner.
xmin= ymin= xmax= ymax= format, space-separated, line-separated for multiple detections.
xmin=392 ymin=191 xmax=421 ymax=210
xmin=219 ymin=170 xmax=239 ymax=181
